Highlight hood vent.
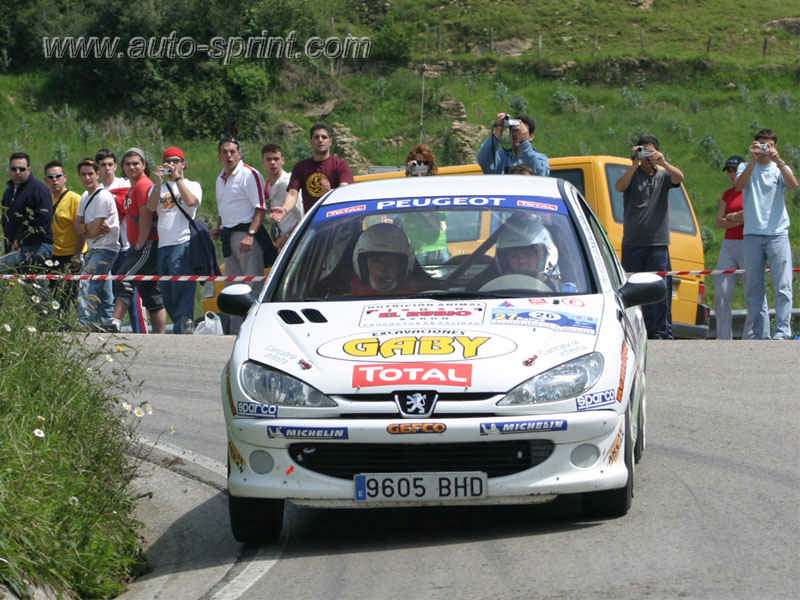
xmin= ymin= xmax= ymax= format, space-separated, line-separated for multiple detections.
xmin=278 ymin=310 xmax=304 ymax=324
xmin=302 ymin=309 xmax=327 ymax=323
xmin=277 ymin=308 xmax=328 ymax=324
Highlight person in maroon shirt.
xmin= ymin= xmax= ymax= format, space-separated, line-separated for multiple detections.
xmin=270 ymin=123 xmax=353 ymax=227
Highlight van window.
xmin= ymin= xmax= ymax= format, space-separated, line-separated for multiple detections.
xmin=551 ymin=168 xmax=586 ymax=196
xmin=605 ymin=163 xmax=697 ymax=236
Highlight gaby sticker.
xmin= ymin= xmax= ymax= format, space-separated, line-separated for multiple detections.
xmin=352 ymin=363 xmax=472 ymax=388
xmin=318 ymin=330 xmax=516 ymax=362
xmin=359 ymin=301 xmax=485 ymax=327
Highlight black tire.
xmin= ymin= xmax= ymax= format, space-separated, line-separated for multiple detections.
xmin=582 ymin=409 xmax=633 ymax=519
xmin=634 ymin=397 xmax=645 ymax=464
xmin=228 ymin=494 xmax=284 ymax=543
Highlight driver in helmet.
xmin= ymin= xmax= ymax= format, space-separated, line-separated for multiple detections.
xmin=351 ymin=223 xmax=418 ymax=295
xmin=496 ymin=216 xmax=558 ymax=277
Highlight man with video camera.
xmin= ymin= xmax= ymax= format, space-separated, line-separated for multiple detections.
xmin=614 ymin=135 xmax=685 ymax=339
xmin=477 ymin=112 xmax=550 ymax=176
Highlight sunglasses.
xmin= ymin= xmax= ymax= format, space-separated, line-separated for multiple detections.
xmin=10 ymin=166 xmax=27 ymax=172
xmin=46 ymin=173 xmax=65 ymax=180
xmin=164 ymin=158 xmax=182 ymax=164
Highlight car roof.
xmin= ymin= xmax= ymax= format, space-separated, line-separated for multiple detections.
xmin=320 ymin=174 xmax=569 ymax=206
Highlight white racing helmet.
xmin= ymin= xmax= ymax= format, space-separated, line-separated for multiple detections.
xmin=352 ymin=223 xmax=416 ymax=283
xmin=495 ymin=216 xmax=558 ymax=276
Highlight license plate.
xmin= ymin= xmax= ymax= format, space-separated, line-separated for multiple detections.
xmin=354 ymin=472 xmax=487 ymax=502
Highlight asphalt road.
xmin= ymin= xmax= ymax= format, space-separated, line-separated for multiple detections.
xmin=113 ymin=335 xmax=799 ymax=600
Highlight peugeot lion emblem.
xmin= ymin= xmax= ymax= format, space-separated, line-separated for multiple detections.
xmin=393 ymin=391 xmax=439 ymax=418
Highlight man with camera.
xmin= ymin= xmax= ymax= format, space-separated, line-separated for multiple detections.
xmin=477 ymin=112 xmax=550 ymax=176
xmin=614 ymin=135 xmax=685 ymax=339
xmin=734 ymin=128 xmax=798 ymax=339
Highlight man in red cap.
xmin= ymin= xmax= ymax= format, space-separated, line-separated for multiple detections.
xmin=147 ymin=147 xmax=203 ymax=333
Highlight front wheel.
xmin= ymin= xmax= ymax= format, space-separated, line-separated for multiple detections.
xmin=228 ymin=494 xmax=284 ymax=543
xmin=582 ymin=410 xmax=633 ymax=519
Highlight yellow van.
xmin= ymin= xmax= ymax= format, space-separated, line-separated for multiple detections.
xmin=353 ymin=157 xmax=710 ymax=338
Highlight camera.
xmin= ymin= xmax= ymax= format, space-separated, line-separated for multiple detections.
xmin=503 ymin=115 xmax=521 ymax=128
xmin=163 ymin=166 xmax=173 ymax=176
xmin=759 ymin=143 xmax=769 ymax=152
xmin=409 ymin=160 xmax=429 ymax=176
xmin=634 ymin=146 xmax=654 ymax=159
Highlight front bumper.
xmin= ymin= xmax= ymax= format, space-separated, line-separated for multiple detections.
xmin=226 ymin=410 xmax=627 ymax=508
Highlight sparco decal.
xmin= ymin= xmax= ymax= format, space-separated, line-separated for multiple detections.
xmin=352 ymin=363 xmax=472 ymax=387
xmin=479 ymin=419 xmax=567 ymax=435
xmin=386 ymin=422 xmax=447 ymax=434
xmin=267 ymin=426 xmax=348 ymax=440
xmin=576 ymin=389 xmax=616 ymax=411
xmin=236 ymin=401 xmax=279 ymax=418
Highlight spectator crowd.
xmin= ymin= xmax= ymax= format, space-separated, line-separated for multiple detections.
xmin=1 ymin=115 xmax=796 ymax=338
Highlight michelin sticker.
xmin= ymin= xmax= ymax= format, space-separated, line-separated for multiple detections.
xmin=267 ymin=426 xmax=348 ymax=440
xmin=479 ymin=419 xmax=567 ymax=435
xmin=359 ymin=301 xmax=485 ymax=327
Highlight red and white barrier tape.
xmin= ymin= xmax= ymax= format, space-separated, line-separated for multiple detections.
xmin=1 ymin=268 xmax=798 ymax=281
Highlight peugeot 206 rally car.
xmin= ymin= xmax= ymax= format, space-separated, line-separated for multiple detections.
xmin=218 ymin=175 xmax=665 ymax=543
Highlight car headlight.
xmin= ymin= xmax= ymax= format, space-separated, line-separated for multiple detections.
xmin=497 ymin=352 xmax=604 ymax=405
xmin=239 ymin=361 xmax=337 ymax=408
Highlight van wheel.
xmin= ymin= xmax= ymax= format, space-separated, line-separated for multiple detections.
xmin=228 ymin=494 xmax=284 ymax=543
xmin=582 ymin=410 xmax=633 ymax=519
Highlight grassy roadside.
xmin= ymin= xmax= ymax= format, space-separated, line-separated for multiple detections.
xmin=0 ymin=281 xmax=146 ymax=598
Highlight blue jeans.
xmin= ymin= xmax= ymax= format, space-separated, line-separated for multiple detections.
xmin=0 ymin=243 xmax=54 ymax=272
xmin=622 ymin=244 xmax=673 ymax=339
xmin=743 ymin=233 xmax=794 ymax=339
xmin=158 ymin=241 xmax=195 ymax=333
xmin=78 ymin=248 xmax=118 ymax=326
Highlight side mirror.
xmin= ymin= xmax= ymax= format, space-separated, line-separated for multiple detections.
xmin=619 ymin=272 xmax=667 ymax=308
xmin=217 ymin=284 xmax=255 ymax=317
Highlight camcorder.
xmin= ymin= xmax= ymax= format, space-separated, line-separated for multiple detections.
xmin=503 ymin=115 xmax=521 ymax=128
xmin=634 ymin=146 xmax=654 ymax=159
xmin=409 ymin=160 xmax=429 ymax=176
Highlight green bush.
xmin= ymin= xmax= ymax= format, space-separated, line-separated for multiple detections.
xmin=0 ymin=281 xmax=145 ymax=598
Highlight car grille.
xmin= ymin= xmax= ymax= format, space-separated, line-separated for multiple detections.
xmin=288 ymin=440 xmax=554 ymax=479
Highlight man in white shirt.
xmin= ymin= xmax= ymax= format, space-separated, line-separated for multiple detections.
xmin=147 ymin=146 xmax=203 ymax=334
xmin=73 ymin=158 xmax=120 ymax=329
xmin=211 ymin=137 xmax=272 ymax=332
xmin=262 ymin=143 xmax=302 ymax=249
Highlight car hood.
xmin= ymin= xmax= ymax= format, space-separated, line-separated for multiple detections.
xmin=241 ymin=297 xmax=605 ymax=394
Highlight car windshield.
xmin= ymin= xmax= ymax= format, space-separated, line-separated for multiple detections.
xmin=271 ymin=195 xmax=595 ymax=301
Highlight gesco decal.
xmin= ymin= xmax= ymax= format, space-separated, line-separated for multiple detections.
xmin=319 ymin=331 xmax=515 ymax=362
xmin=267 ymin=426 xmax=348 ymax=440
xmin=236 ymin=401 xmax=279 ymax=418
xmin=359 ymin=301 xmax=485 ymax=327
xmin=353 ymin=363 xmax=472 ymax=388
xmin=479 ymin=419 xmax=567 ymax=435
xmin=491 ymin=307 xmax=597 ymax=335
xmin=386 ymin=422 xmax=447 ymax=434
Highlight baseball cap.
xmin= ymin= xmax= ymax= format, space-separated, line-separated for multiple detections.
xmin=723 ymin=155 xmax=744 ymax=171
xmin=163 ymin=146 xmax=185 ymax=161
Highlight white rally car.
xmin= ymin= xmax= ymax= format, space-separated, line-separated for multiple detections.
xmin=218 ymin=175 xmax=665 ymax=543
